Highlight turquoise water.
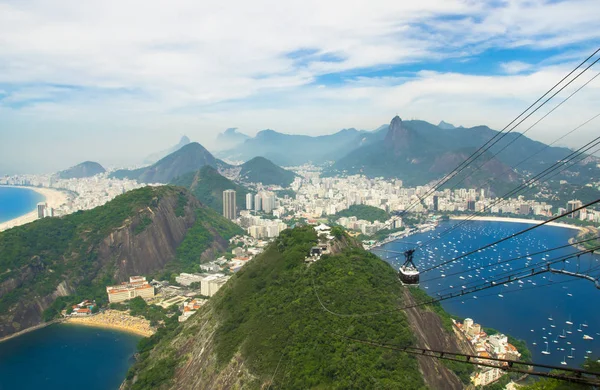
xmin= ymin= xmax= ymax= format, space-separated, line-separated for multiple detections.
xmin=0 ymin=187 xmax=45 ymax=223
xmin=380 ymin=221 xmax=600 ymax=369
xmin=0 ymin=324 xmax=140 ymax=390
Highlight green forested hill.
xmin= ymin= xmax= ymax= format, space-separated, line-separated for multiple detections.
xmin=170 ymin=165 xmax=249 ymax=213
xmin=334 ymin=204 xmax=390 ymax=222
xmin=124 ymin=226 xmax=426 ymax=389
xmin=0 ymin=186 xmax=242 ymax=338
xmin=239 ymin=156 xmax=297 ymax=187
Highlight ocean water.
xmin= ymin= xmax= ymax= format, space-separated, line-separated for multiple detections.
xmin=379 ymin=221 xmax=600 ymax=369
xmin=0 ymin=324 xmax=140 ymax=390
xmin=0 ymin=186 xmax=45 ymax=223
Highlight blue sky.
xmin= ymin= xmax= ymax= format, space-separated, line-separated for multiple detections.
xmin=1 ymin=0 xmax=599 ymax=174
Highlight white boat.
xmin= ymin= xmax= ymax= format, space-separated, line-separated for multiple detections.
xmin=577 ymin=324 xmax=583 ymax=333
xmin=583 ymin=335 xmax=594 ymax=340
xmin=561 ymin=357 xmax=567 ymax=365
xmin=559 ymin=330 xmax=566 ymax=339
xmin=542 ymin=342 xmax=551 ymax=355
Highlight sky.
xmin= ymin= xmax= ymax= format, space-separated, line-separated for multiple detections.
xmin=1 ymin=0 xmax=600 ymax=174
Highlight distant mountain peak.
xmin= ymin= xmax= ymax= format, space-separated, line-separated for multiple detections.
xmin=438 ymin=121 xmax=456 ymax=130
xmin=58 ymin=161 xmax=105 ymax=179
xmin=179 ymin=135 xmax=191 ymax=145
xmin=384 ymin=116 xmax=413 ymax=154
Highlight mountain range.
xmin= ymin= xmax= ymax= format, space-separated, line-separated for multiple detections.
xmin=217 ymin=127 xmax=386 ymax=166
xmin=57 ymin=161 xmax=106 ymax=179
xmin=215 ymin=128 xmax=250 ymax=151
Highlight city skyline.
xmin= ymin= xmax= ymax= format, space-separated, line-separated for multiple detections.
xmin=1 ymin=1 xmax=600 ymax=174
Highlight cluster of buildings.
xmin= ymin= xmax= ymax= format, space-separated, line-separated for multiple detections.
xmin=179 ymin=298 xmax=207 ymax=322
xmin=175 ymin=273 xmax=230 ymax=297
xmin=562 ymin=199 xmax=599 ymax=222
xmin=245 ymin=191 xmax=278 ymax=213
xmin=336 ymin=215 xmax=403 ymax=235
xmin=68 ymin=300 xmax=96 ymax=316
xmin=238 ymin=211 xmax=288 ymax=238
xmin=1 ymin=173 xmax=145 ymax=216
xmin=454 ymin=317 xmax=522 ymax=386
xmin=37 ymin=202 xmax=55 ymax=218
xmin=106 ymin=276 xmax=156 ymax=303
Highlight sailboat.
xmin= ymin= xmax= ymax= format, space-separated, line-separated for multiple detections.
xmin=568 ymin=348 xmax=575 ymax=359
xmin=577 ymin=324 xmax=583 ymax=333
xmin=561 ymin=356 xmax=567 ymax=365
xmin=559 ymin=330 xmax=566 ymax=339
xmin=582 ymin=322 xmax=589 ymax=328
xmin=566 ymin=315 xmax=573 ymax=325
xmin=542 ymin=341 xmax=551 ymax=355
xmin=553 ymin=336 xmax=559 ymax=344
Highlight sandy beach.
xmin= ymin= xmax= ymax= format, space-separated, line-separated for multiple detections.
xmin=0 ymin=185 xmax=69 ymax=232
xmin=450 ymin=215 xmax=583 ymax=231
xmin=65 ymin=310 xmax=155 ymax=337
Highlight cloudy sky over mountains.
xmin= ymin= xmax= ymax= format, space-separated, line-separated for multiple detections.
xmin=1 ymin=0 xmax=599 ymax=172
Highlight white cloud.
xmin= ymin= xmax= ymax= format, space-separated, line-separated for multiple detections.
xmin=0 ymin=0 xmax=599 ymax=173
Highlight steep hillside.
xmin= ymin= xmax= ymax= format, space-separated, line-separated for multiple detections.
xmin=171 ymin=166 xmax=250 ymax=214
xmin=57 ymin=161 xmax=105 ymax=179
xmin=0 ymin=186 xmax=242 ymax=338
xmin=112 ymin=143 xmax=221 ymax=183
xmin=144 ymin=135 xmax=191 ymax=165
xmin=123 ymin=227 xmax=433 ymax=389
xmin=239 ymin=156 xmax=297 ymax=187
xmin=334 ymin=204 xmax=390 ymax=222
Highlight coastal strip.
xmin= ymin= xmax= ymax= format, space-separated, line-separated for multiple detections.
xmin=64 ymin=310 xmax=156 ymax=337
xmin=450 ymin=215 xmax=583 ymax=231
xmin=0 ymin=318 xmax=65 ymax=344
xmin=0 ymin=185 xmax=69 ymax=232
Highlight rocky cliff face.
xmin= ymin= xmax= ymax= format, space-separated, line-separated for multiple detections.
xmin=0 ymin=188 xmax=226 ymax=339
xmin=99 ymin=193 xmax=198 ymax=281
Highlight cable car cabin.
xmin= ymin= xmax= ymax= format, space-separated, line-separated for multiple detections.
xmin=398 ymin=249 xmax=420 ymax=286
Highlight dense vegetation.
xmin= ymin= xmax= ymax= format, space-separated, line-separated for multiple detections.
xmin=170 ymin=165 xmax=249 ymax=213
xmin=239 ymin=156 xmax=297 ymax=187
xmin=127 ymin=226 xmax=428 ymax=389
xmin=155 ymin=206 xmax=244 ymax=281
xmin=57 ymin=161 xmax=106 ymax=179
xmin=333 ymin=204 xmax=390 ymax=223
xmin=0 ymin=186 xmax=169 ymax=314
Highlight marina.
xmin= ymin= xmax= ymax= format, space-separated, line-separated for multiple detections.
xmin=378 ymin=220 xmax=600 ymax=368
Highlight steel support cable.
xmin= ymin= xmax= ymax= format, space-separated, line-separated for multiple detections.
xmin=400 ymin=57 xmax=600 ymax=216
xmin=312 ymin=247 xmax=600 ymax=318
xmin=396 ymin=48 xmax=600 ymax=217
xmin=330 ymin=333 xmax=600 ymax=386
xmin=417 ymin=135 xmax=600 ymax=250
xmin=421 ymin=236 xmax=600 ymax=285
xmin=420 ymin=199 xmax=600 ymax=274
xmin=436 ymin=71 xmax=600 ymax=193
xmin=360 ymin=238 xmax=599 ymax=296
xmin=371 ymin=236 xmax=600 ymax=287
xmin=427 ymin=247 xmax=599 ymax=296
xmin=460 ymin=264 xmax=600 ymax=301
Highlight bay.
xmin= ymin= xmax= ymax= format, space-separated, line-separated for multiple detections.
xmin=0 ymin=187 xmax=45 ymax=223
xmin=379 ymin=220 xmax=600 ymax=369
xmin=0 ymin=324 xmax=140 ymax=390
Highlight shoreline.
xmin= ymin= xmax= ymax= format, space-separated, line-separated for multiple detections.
xmin=64 ymin=310 xmax=155 ymax=338
xmin=0 ymin=185 xmax=69 ymax=232
xmin=449 ymin=215 xmax=584 ymax=231
xmin=0 ymin=319 xmax=65 ymax=344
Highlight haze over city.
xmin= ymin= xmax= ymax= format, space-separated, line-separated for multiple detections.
xmin=1 ymin=0 xmax=600 ymax=173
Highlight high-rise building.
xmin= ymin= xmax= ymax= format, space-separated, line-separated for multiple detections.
xmin=223 ymin=189 xmax=236 ymax=220
xmin=467 ymin=200 xmax=476 ymax=211
xmin=37 ymin=202 xmax=47 ymax=219
xmin=254 ymin=193 xmax=262 ymax=212
xmin=246 ymin=193 xmax=253 ymax=210
xmin=567 ymin=199 xmax=582 ymax=218
xmin=433 ymin=195 xmax=439 ymax=211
